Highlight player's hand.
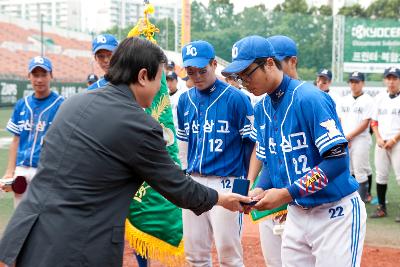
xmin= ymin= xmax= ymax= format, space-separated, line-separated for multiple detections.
xmin=377 ymin=137 xmax=385 ymax=148
xmin=383 ymin=139 xmax=396 ymax=150
xmin=273 ymin=213 xmax=287 ymax=224
xmin=248 ymin=187 xmax=264 ymax=198
xmin=1 ymin=174 xmax=14 ymax=192
xmin=217 ymin=192 xmax=252 ymax=213
xmin=253 ymin=188 xmax=292 ymax=211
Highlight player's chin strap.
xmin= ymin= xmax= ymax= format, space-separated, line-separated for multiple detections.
xmin=287 ymin=144 xmax=347 ymax=199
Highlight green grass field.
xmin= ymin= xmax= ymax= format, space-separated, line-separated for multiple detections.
xmin=0 ymin=107 xmax=399 ymax=247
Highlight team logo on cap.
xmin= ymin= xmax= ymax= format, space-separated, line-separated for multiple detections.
xmin=321 ymin=69 xmax=329 ymax=74
xmin=186 ymin=44 xmax=198 ymax=57
xmin=96 ymin=35 xmax=107 ymax=44
xmin=352 ymin=71 xmax=359 ymax=77
xmin=389 ymin=67 xmax=397 ymax=73
xmin=232 ymin=45 xmax=238 ymax=59
xmin=33 ymin=56 xmax=44 ymax=64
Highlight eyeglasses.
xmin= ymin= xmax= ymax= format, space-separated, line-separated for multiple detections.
xmin=186 ymin=67 xmax=208 ymax=77
xmin=95 ymin=53 xmax=112 ymax=60
xmin=231 ymin=62 xmax=265 ymax=86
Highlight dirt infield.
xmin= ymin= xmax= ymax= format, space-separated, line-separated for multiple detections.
xmin=0 ymin=216 xmax=397 ymax=267
xmin=123 ymin=216 xmax=399 ymax=267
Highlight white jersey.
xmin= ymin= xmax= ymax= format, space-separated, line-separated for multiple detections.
xmin=327 ymin=90 xmax=341 ymax=114
xmin=338 ymin=93 xmax=373 ymax=140
xmin=177 ymin=77 xmax=188 ymax=92
xmin=371 ymin=92 xmax=400 ymax=140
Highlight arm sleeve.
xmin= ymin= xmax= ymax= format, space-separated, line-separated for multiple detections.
xmin=255 ymin=163 xmax=273 ymax=190
xmin=131 ymin=126 xmax=218 ymax=215
xmin=251 ymin=105 xmax=267 ymax=161
xmin=6 ymin=101 xmax=21 ymax=135
xmin=237 ymin=95 xmax=254 ymax=140
xmin=287 ymin=145 xmax=348 ymax=199
xmin=176 ymin=93 xmax=188 ymax=142
xmin=301 ymin=92 xmax=347 ymax=156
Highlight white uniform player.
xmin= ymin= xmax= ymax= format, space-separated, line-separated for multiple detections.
xmin=338 ymin=71 xmax=373 ymax=201
xmin=177 ymin=40 xmax=254 ymax=267
xmin=370 ymin=67 xmax=400 ymax=221
xmin=316 ymin=68 xmax=341 ymax=113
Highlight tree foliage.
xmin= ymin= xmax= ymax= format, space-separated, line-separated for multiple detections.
xmin=105 ymin=0 xmax=399 ymax=80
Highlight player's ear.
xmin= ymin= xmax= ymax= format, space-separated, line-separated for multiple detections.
xmin=290 ymin=56 xmax=298 ymax=67
xmin=265 ymin=58 xmax=275 ymax=69
xmin=137 ymin=68 xmax=148 ymax=87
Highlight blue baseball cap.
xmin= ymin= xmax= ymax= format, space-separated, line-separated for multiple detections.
xmin=348 ymin=71 xmax=365 ymax=82
xmin=267 ymin=35 xmax=297 ymax=61
xmin=222 ymin=35 xmax=275 ymax=75
xmin=92 ymin=34 xmax=118 ymax=54
xmin=28 ymin=56 xmax=52 ymax=73
xmin=182 ymin=40 xmax=215 ymax=68
xmin=384 ymin=67 xmax=400 ymax=78
xmin=317 ymin=68 xmax=333 ymax=80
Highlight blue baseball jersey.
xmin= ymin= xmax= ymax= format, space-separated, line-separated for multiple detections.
xmin=176 ymin=79 xmax=254 ymax=177
xmin=6 ymin=91 xmax=64 ymax=168
xmin=87 ymin=77 xmax=108 ymax=90
xmin=251 ymin=75 xmax=358 ymax=207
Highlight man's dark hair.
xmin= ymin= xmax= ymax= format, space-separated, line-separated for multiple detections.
xmin=254 ymin=57 xmax=282 ymax=71
xmin=105 ymin=37 xmax=167 ymax=85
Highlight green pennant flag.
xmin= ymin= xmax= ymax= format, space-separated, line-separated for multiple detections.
xmin=249 ymin=176 xmax=288 ymax=222
xmin=125 ymin=71 xmax=185 ymax=266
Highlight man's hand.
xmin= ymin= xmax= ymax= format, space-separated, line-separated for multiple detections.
xmin=217 ymin=192 xmax=252 ymax=212
xmin=254 ymin=188 xmax=292 ymax=211
xmin=383 ymin=138 xmax=396 ymax=150
xmin=377 ymin=137 xmax=385 ymax=148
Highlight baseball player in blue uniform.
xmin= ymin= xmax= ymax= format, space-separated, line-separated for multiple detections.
xmin=177 ymin=40 xmax=254 ymax=267
xmin=0 ymin=56 xmax=64 ymax=207
xmin=87 ymin=34 xmax=118 ymax=90
xmin=244 ymin=34 xmax=299 ymax=267
xmin=222 ymin=35 xmax=366 ymax=267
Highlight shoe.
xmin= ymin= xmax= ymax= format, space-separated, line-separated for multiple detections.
xmin=364 ymin=193 xmax=372 ymax=203
xmin=370 ymin=197 xmax=378 ymax=205
xmin=370 ymin=205 xmax=387 ymax=218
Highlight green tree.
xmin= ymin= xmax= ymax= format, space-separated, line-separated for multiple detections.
xmin=191 ymin=0 xmax=208 ymax=33
xmin=338 ymin=4 xmax=367 ymax=17
xmin=153 ymin=18 xmax=176 ymax=50
xmin=207 ymin=0 xmax=235 ymax=30
xmin=274 ymin=0 xmax=310 ymax=14
xmin=365 ymin=0 xmax=400 ymax=19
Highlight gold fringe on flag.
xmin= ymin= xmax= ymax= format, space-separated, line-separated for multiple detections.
xmin=125 ymin=219 xmax=186 ymax=267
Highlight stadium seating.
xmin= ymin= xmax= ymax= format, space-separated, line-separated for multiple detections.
xmin=0 ymin=21 xmax=102 ymax=83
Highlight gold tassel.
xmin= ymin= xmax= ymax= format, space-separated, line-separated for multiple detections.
xmin=125 ymin=219 xmax=186 ymax=267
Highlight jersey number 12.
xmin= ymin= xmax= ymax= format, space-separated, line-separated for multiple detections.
xmin=209 ymin=139 xmax=223 ymax=152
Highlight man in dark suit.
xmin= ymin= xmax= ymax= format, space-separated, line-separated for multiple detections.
xmin=0 ymin=37 xmax=250 ymax=267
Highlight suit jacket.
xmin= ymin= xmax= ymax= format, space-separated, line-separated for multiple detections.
xmin=0 ymin=83 xmax=218 ymax=267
